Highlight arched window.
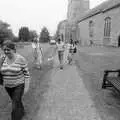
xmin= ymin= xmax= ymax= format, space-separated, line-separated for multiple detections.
xmin=104 ymin=17 xmax=111 ymax=37
xmin=89 ymin=20 xmax=94 ymax=37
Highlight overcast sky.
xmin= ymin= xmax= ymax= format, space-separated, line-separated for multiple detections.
xmin=90 ymin=0 xmax=107 ymax=9
xmin=0 ymin=0 xmax=107 ymax=36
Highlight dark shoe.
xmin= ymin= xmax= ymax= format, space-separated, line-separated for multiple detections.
xmin=68 ymin=61 xmax=71 ymax=64
xmin=60 ymin=66 xmax=63 ymax=69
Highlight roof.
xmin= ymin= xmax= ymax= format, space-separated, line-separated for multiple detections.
xmin=78 ymin=0 xmax=120 ymax=23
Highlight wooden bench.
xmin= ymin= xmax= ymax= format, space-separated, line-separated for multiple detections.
xmin=102 ymin=69 xmax=120 ymax=92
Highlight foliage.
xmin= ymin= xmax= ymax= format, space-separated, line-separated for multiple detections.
xmin=29 ymin=30 xmax=38 ymax=42
xmin=0 ymin=21 xmax=15 ymax=46
xmin=39 ymin=27 xmax=50 ymax=43
xmin=12 ymin=36 xmax=19 ymax=42
xmin=53 ymin=31 xmax=59 ymax=41
xmin=18 ymin=27 xmax=30 ymax=42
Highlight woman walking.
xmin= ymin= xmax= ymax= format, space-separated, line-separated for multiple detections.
xmin=67 ymin=39 xmax=76 ymax=64
xmin=31 ymin=39 xmax=37 ymax=63
xmin=35 ymin=38 xmax=43 ymax=69
xmin=56 ymin=36 xmax=65 ymax=69
xmin=0 ymin=40 xmax=30 ymax=120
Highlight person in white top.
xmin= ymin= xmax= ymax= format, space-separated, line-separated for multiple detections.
xmin=35 ymin=39 xmax=43 ymax=69
xmin=31 ymin=41 xmax=36 ymax=49
xmin=56 ymin=37 xmax=65 ymax=69
xmin=31 ymin=39 xmax=37 ymax=63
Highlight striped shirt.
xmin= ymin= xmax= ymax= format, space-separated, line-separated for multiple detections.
xmin=1 ymin=53 xmax=30 ymax=88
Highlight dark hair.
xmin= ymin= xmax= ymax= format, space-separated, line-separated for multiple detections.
xmin=3 ymin=40 xmax=16 ymax=51
xmin=58 ymin=38 xmax=60 ymax=41
xmin=70 ymin=39 xmax=73 ymax=44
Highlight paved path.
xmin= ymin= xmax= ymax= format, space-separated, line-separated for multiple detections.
xmin=33 ymin=53 xmax=102 ymax=120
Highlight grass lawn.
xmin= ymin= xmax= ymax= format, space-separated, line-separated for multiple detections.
xmin=75 ymin=47 xmax=120 ymax=120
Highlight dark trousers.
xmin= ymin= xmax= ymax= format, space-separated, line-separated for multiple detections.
xmin=58 ymin=51 xmax=64 ymax=64
xmin=5 ymin=84 xmax=25 ymax=120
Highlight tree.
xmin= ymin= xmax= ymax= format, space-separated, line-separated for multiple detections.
xmin=53 ymin=30 xmax=59 ymax=41
xmin=39 ymin=27 xmax=50 ymax=43
xmin=18 ymin=27 xmax=30 ymax=42
xmin=13 ymin=36 xmax=19 ymax=42
xmin=0 ymin=20 xmax=14 ymax=45
xmin=29 ymin=30 xmax=38 ymax=42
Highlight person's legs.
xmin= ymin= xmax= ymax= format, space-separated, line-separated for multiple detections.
xmin=61 ymin=51 xmax=64 ymax=67
xmin=68 ymin=52 xmax=72 ymax=64
xmin=36 ymin=50 xmax=42 ymax=69
xmin=59 ymin=51 xmax=64 ymax=69
xmin=5 ymin=84 xmax=25 ymax=120
xmin=58 ymin=51 xmax=61 ymax=64
xmin=33 ymin=48 xmax=37 ymax=64
xmin=71 ymin=52 xmax=75 ymax=64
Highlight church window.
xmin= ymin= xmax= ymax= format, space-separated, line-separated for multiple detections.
xmin=104 ymin=17 xmax=111 ymax=37
xmin=89 ymin=20 xmax=94 ymax=37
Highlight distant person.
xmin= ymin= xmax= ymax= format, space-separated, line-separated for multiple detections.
xmin=67 ymin=40 xmax=76 ymax=64
xmin=67 ymin=40 xmax=73 ymax=64
xmin=32 ymin=39 xmax=37 ymax=64
xmin=65 ymin=41 xmax=71 ymax=64
xmin=56 ymin=37 xmax=65 ymax=69
xmin=0 ymin=40 xmax=31 ymax=120
xmin=90 ymin=40 xmax=93 ymax=46
xmin=35 ymin=39 xmax=43 ymax=69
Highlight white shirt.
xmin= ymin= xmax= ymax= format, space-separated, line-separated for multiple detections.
xmin=66 ymin=43 xmax=71 ymax=50
xmin=32 ymin=42 xmax=36 ymax=49
xmin=56 ymin=42 xmax=65 ymax=51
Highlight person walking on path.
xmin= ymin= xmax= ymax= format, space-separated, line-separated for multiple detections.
xmin=64 ymin=41 xmax=71 ymax=64
xmin=35 ymin=38 xmax=43 ymax=69
xmin=0 ymin=40 xmax=31 ymax=120
xmin=55 ymin=36 xmax=65 ymax=69
xmin=67 ymin=39 xmax=75 ymax=64
xmin=31 ymin=39 xmax=37 ymax=64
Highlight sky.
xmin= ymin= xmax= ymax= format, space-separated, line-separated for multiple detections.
xmin=90 ymin=0 xmax=107 ymax=9
xmin=0 ymin=0 xmax=107 ymax=36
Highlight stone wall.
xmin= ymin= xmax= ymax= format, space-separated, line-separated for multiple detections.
xmin=67 ymin=0 xmax=89 ymax=42
xmin=67 ymin=0 xmax=89 ymax=22
xmin=78 ymin=7 xmax=120 ymax=46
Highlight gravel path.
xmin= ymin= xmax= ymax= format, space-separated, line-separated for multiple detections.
xmin=33 ymin=53 xmax=102 ymax=120
xmin=33 ymin=46 xmax=120 ymax=120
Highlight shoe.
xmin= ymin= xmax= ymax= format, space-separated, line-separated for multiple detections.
xmin=60 ymin=66 xmax=63 ymax=69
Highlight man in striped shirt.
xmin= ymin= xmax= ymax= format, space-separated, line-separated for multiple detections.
xmin=1 ymin=40 xmax=30 ymax=120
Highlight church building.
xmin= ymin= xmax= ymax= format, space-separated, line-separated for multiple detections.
xmin=77 ymin=0 xmax=120 ymax=47
xmin=67 ymin=0 xmax=89 ymax=42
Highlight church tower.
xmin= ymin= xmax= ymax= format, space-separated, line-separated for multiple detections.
xmin=67 ymin=0 xmax=89 ymax=22
xmin=67 ymin=0 xmax=89 ymax=41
